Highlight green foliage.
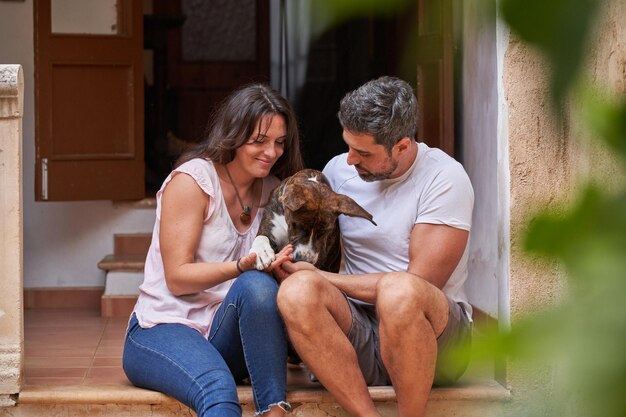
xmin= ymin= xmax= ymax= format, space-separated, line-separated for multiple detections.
xmin=499 ymin=0 xmax=626 ymax=416
xmin=505 ymin=187 xmax=626 ymax=417
xmin=582 ymin=91 xmax=626 ymax=163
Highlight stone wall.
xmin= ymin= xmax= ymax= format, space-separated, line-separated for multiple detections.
xmin=0 ymin=64 xmax=24 ymax=402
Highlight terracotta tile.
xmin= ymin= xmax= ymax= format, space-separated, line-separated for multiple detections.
xmin=26 ymin=330 xmax=103 ymax=340
xmin=92 ymin=357 xmax=123 ymax=367
xmin=103 ymin=322 xmax=128 ymax=332
xmin=23 ymin=377 xmax=84 ymax=387
xmin=85 ymin=367 xmax=129 ymax=385
xmin=25 ymin=357 xmax=93 ymax=368
xmin=27 ymin=342 xmax=100 ymax=351
xmin=24 ymin=289 xmax=103 ymax=309
xmin=98 ymin=335 xmax=125 ymax=348
xmin=108 ymin=317 xmax=130 ymax=326
xmin=100 ymin=332 xmax=126 ymax=342
xmin=25 ymin=367 xmax=88 ymax=378
xmin=25 ymin=347 xmax=97 ymax=358
xmin=27 ymin=334 xmax=101 ymax=345
xmin=94 ymin=346 xmax=124 ymax=358
xmin=24 ymin=308 xmax=133 ymax=388
xmin=25 ymin=311 xmax=105 ymax=327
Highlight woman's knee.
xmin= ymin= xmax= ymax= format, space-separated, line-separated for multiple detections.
xmin=232 ymin=270 xmax=279 ymax=308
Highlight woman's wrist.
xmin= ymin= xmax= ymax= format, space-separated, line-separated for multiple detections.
xmin=236 ymin=258 xmax=245 ymax=274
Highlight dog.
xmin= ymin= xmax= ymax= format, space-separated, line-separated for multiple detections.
xmin=250 ymin=169 xmax=376 ymax=272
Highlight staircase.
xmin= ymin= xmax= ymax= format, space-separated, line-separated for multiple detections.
xmin=98 ymin=233 xmax=151 ymax=317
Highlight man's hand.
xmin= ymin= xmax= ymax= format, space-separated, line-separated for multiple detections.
xmin=268 ymin=245 xmax=294 ymax=272
xmin=273 ymin=259 xmax=317 ymax=283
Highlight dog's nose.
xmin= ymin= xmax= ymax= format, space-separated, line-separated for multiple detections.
xmin=292 ymin=246 xmax=319 ymax=265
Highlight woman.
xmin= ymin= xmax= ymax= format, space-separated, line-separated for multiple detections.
xmin=122 ymin=84 xmax=304 ymax=417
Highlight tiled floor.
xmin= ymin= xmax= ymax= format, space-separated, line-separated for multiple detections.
xmin=24 ymin=308 xmax=130 ymax=387
xmin=23 ymin=308 xmax=313 ymax=388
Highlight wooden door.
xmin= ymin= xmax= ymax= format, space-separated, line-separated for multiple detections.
xmin=35 ymin=0 xmax=144 ymax=201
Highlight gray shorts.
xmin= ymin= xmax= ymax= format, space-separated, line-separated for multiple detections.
xmin=346 ymin=296 xmax=472 ymax=386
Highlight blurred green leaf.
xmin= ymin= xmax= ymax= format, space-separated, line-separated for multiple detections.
xmin=582 ymin=90 xmax=626 ymax=163
xmin=500 ymin=0 xmax=600 ymax=106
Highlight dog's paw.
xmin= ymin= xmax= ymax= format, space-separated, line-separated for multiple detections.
xmin=250 ymin=235 xmax=276 ymax=270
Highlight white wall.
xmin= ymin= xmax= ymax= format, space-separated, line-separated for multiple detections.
xmin=0 ymin=0 xmax=155 ymax=289
xmin=461 ymin=0 xmax=505 ymax=318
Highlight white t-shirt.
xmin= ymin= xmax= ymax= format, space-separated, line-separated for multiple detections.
xmin=323 ymin=142 xmax=474 ymax=317
xmin=133 ymin=158 xmax=275 ymax=337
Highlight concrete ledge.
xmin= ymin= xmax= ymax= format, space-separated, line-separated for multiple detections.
xmin=18 ymin=379 xmax=510 ymax=406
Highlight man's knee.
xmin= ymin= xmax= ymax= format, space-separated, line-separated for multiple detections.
xmin=377 ymin=273 xmax=449 ymax=335
xmin=377 ymin=273 xmax=431 ymax=320
xmin=277 ymin=271 xmax=325 ymax=319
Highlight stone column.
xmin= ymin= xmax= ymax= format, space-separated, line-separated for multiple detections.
xmin=0 ymin=64 xmax=24 ymax=406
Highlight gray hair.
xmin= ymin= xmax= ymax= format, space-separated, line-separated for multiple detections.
xmin=337 ymin=76 xmax=418 ymax=152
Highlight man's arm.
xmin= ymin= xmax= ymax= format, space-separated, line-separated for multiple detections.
xmin=280 ymin=222 xmax=469 ymax=303
xmin=406 ymin=223 xmax=469 ymax=289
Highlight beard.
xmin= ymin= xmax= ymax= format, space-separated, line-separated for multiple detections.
xmin=355 ymin=158 xmax=398 ymax=182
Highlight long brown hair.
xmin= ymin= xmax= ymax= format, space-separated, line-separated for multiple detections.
xmin=177 ymin=83 xmax=304 ymax=179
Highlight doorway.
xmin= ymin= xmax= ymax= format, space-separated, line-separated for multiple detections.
xmin=143 ymin=0 xmax=270 ymax=193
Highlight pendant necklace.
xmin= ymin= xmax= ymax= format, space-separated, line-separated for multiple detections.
xmin=224 ymin=165 xmax=252 ymax=225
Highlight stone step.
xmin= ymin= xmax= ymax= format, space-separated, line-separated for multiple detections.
xmin=98 ymin=233 xmax=150 ymax=317
xmin=100 ymin=272 xmax=143 ymax=317
xmin=97 ymin=233 xmax=151 ymax=273
xmin=104 ymin=271 xmax=144 ymax=295
xmin=97 ymin=254 xmax=146 ymax=273
xmin=14 ymin=378 xmax=510 ymax=417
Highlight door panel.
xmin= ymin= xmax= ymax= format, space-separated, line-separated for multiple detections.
xmin=50 ymin=64 xmax=134 ymax=157
xmin=35 ymin=0 xmax=144 ymax=201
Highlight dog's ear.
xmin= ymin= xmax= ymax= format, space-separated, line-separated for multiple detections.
xmin=280 ymin=191 xmax=307 ymax=212
xmin=331 ymin=195 xmax=377 ymax=225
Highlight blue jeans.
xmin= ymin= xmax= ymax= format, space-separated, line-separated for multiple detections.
xmin=122 ymin=271 xmax=289 ymax=416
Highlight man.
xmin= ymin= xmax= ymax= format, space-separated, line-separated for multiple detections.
xmin=276 ymin=76 xmax=474 ymax=417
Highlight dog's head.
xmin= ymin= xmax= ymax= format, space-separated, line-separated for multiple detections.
xmin=278 ymin=169 xmax=375 ymax=268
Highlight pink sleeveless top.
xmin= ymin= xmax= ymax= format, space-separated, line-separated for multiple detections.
xmin=133 ymin=158 xmax=274 ymax=337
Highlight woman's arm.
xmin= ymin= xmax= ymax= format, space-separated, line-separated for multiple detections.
xmin=159 ymin=173 xmax=240 ymax=296
xmin=160 ymin=173 xmax=293 ymax=296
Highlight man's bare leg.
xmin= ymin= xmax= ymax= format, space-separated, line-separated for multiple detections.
xmin=377 ymin=273 xmax=449 ymax=417
xmin=277 ymin=271 xmax=381 ymax=417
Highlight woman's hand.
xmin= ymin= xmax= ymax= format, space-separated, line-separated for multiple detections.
xmin=237 ymin=244 xmax=293 ymax=274
xmin=236 ymin=251 xmax=258 ymax=273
